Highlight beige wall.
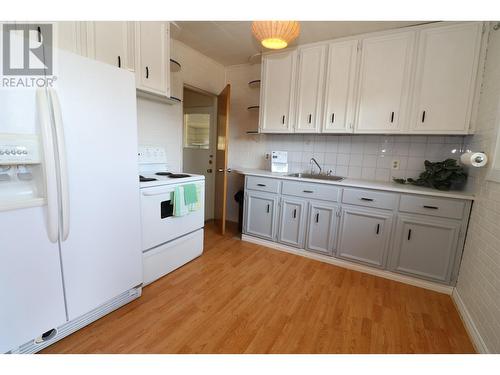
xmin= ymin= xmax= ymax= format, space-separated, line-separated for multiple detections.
xmin=454 ymin=24 xmax=500 ymax=353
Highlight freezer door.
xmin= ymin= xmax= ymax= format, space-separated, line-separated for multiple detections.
xmin=0 ymin=27 xmax=67 ymax=352
xmin=52 ymin=50 xmax=142 ymax=320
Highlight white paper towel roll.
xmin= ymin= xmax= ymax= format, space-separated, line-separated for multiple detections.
xmin=460 ymin=152 xmax=488 ymax=167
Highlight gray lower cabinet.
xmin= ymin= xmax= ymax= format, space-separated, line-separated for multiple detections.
xmin=336 ymin=206 xmax=393 ymax=268
xmin=305 ymin=201 xmax=339 ymax=255
xmin=244 ymin=191 xmax=278 ymax=241
xmin=389 ymin=214 xmax=461 ymax=283
xmin=277 ymin=197 xmax=307 ymax=248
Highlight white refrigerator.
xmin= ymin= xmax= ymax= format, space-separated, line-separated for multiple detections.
xmin=0 ymin=48 xmax=142 ymax=352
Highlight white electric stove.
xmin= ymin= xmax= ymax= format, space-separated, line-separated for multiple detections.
xmin=138 ymin=146 xmax=205 ymax=285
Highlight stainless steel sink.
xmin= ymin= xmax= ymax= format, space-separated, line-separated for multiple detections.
xmin=287 ymin=173 xmax=345 ymax=182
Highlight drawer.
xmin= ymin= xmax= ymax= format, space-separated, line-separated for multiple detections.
xmin=399 ymin=195 xmax=465 ymax=220
xmin=282 ymin=180 xmax=340 ymax=202
xmin=342 ymin=188 xmax=398 ymax=210
xmin=246 ymin=176 xmax=281 ymax=194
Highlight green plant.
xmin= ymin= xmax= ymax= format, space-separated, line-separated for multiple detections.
xmin=393 ymin=159 xmax=467 ymax=191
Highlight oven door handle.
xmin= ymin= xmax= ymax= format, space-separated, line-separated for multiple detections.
xmin=142 ymin=190 xmax=173 ymax=197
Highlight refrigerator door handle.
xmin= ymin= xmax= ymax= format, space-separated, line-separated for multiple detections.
xmin=48 ymin=89 xmax=70 ymax=241
xmin=36 ymin=89 xmax=59 ymax=243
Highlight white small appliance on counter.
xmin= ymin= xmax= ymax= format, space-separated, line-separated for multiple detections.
xmin=138 ymin=146 xmax=205 ymax=285
xmin=271 ymin=151 xmax=288 ymax=173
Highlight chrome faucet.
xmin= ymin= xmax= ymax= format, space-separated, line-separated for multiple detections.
xmin=310 ymin=158 xmax=322 ymax=175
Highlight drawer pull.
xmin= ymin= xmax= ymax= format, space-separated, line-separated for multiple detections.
xmin=376 ymin=223 xmax=380 ymax=235
xmin=360 ymin=197 xmax=374 ymax=202
xmin=407 ymin=229 xmax=412 ymax=241
xmin=293 ymin=209 xmax=297 ymax=219
xmin=118 ymin=55 xmax=121 ymax=68
xmin=266 ymin=204 xmax=270 ymax=213
xmin=423 ymin=205 xmax=439 ymax=210
xmin=308 ymin=114 xmax=312 ymax=124
xmin=421 ymin=110 xmax=426 ymax=123
xmin=146 ymin=66 xmax=149 ymax=79
xmin=303 ymin=190 xmax=314 ymax=193
xmin=331 ymin=113 xmax=335 ymax=123
xmin=257 ymin=183 xmax=267 ymax=187
xmin=281 ymin=115 xmax=285 ymax=125
xmin=390 ymin=111 xmax=395 ymax=123
xmin=315 ymin=212 xmax=320 ymax=223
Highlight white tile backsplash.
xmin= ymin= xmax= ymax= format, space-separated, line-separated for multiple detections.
xmin=260 ymin=134 xmax=465 ymax=182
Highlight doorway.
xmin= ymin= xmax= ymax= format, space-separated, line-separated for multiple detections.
xmin=182 ymin=87 xmax=217 ymax=220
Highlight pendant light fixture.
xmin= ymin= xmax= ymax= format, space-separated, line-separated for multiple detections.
xmin=252 ymin=21 xmax=300 ymax=50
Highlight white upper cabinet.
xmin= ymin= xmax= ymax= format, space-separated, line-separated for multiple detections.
xmin=55 ymin=22 xmax=86 ymax=55
xmin=87 ymin=22 xmax=129 ymax=69
xmin=259 ymin=50 xmax=297 ymax=133
xmin=322 ymin=40 xmax=358 ymax=133
xmin=355 ymin=32 xmax=415 ymax=133
xmin=294 ymin=45 xmax=327 ymax=133
xmin=409 ymin=22 xmax=483 ymax=134
xmin=135 ymin=22 xmax=170 ymax=97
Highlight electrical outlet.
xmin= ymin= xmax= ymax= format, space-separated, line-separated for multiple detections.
xmin=391 ymin=159 xmax=400 ymax=170
xmin=264 ymin=153 xmax=270 ymax=160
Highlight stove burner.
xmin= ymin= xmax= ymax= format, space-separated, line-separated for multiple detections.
xmin=155 ymin=172 xmax=172 ymax=176
xmin=139 ymin=175 xmax=157 ymax=182
xmin=169 ymin=173 xmax=191 ymax=178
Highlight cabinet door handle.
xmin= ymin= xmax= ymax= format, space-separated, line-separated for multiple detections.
xmin=315 ymin=212 xmax=320 ymax=223
xmin=118 ymin=56 xmax=121 ymax=68
xmin=293 ymin=209 xmax=297 ymax=219
xmin=407 ymin=229 xmax=412 ymax=241
xmin=308 ymin=114 xmax=312 ymax=124
xmin=146 ymin=66 xmax=149 ymax=79
xmin=360 ymin=197 xmax=374 ymax=202
xmin=421 ymin=110 xmax=426 ymax=123
xmin=266 ymin=204 xmax=270 ymax=213
xmin=303 ymin=190 xmax=314 ymax=193
xmin=376 ymin=223 xmax=380 ymax=235
xmin=257 ymin=183 xmax=266 ymax=187
xmin=281 ymin=115 xmax=285 ymax=125
xmin=331 ymin=113 xmax=335 ymax=123
xmin=423 ymin=205 xmax=438 ymax=209
xmin=390 ymin=111 xmax=395 ymax=123
xmin=37 ymin=26 xmax=42 ymax=43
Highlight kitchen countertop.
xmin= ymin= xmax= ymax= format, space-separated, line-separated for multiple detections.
xmin=233 ymin=168 xmax=475 ymax=201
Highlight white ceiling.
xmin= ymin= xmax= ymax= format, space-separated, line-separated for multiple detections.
xmin=171 ymin=21 xmax=431 ymax=66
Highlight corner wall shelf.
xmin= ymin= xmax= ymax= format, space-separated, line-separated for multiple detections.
xmin=248 ymin=80 xmax=261 ymax=89
xmin=170 ymin=59 xmax=182 ymax=72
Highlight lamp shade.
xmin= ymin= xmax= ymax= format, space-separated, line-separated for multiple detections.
xmin=252 ymin=21 xmax=300 ymax=50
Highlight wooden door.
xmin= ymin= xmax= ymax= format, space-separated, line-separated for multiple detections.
xmin=259 ymin=51 xmax=297 ymax=133
xmin=295 ymin=45 xmax=326 ymax=133
xmin=322 ymin=40 xmax=358 ymax=133
xmin=214 ymin=84 xmax=230 ymax=234
xmin=355 ymin=32 xmax=414 ymax=133
xmin=410 ymin=22 xmax=483 ymax=134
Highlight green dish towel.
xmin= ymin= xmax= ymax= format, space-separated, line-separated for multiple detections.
xmin=188 ymin=183 xmax=203 ymax=212
xmin=183 ymin=184 xmax=198 ymax=206
xmin=172 ymin=186 xmax=188 ymax=217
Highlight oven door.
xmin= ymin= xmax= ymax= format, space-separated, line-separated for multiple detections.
xmin=140 ymin=181 xmax=205 ymax=250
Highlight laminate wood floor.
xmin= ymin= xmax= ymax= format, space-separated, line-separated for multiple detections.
xmin=42 ymin=222 xmax=474 ymax=354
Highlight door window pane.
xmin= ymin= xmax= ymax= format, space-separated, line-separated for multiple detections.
xmin=184 ymin=113 xmax=210 ymax=149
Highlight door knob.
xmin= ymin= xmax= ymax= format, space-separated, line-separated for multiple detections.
xmin=218 ymin=168 xmax=224 ymax=172
xmin=218 ymin=168 xmax=232 ymax=173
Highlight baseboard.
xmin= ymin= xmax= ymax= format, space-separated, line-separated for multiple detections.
xmin=452 ymin=289 xmax=490 ymax=353
xmin=241 ymin=234 xmax=454 ymax=295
